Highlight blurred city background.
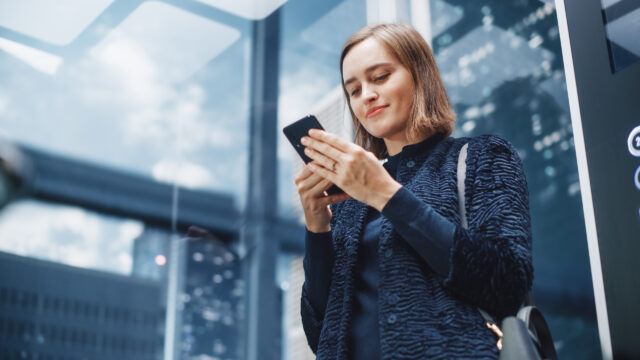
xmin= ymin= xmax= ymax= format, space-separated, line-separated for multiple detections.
xmin=0 ymin=0 xmax=609 ymax=359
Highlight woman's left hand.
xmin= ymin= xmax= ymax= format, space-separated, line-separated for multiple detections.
xmin=301 ymin=129 xmax=402 ymax=211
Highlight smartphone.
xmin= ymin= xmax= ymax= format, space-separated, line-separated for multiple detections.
xmin=282 ymin=115 xmax=344 ymax=195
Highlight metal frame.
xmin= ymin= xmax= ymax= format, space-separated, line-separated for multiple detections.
xmin=241 ymin=8 xmax=282 ymax=360
xmin=554 ymin=0 xmax=613 ymax=358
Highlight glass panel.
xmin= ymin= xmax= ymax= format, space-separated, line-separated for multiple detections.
xmin=277 ymin=1 xmax=367 ymax=357
xmin=430 ymin=1 xmax=599 ymax=358
xmin=194 ymin=0 xmax=289 ymax=20
xmin=0 ymin=0 xmax=114 ymax=46
xmin=92 ymin=2 xmax=241 ymax=83
xmin=284 ymin=256 xmax=315 ymax=359
xmin=601 ymin=0 xmax=640 ymax=72
xmin=0 ymin=200 xmax=167 ymax=358
xmin=0 ymin=1 xmax=255 ymax=359
xmin=0 ymin=2 xmax=251 ymax=202
xmin=0 ymin=200 xmax=143 ymax=275
xmin=180 ymin=237 xmax=244 ymax=358
xmin=277 ymin=0 xmax=367 ymax=219
xmin=0 ymin=201 xmax=145 ymax=276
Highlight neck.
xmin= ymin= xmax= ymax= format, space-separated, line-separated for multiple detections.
xmin=383 ymin=131 xmax=430 ymax=156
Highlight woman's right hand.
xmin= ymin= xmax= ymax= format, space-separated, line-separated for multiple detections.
xmin=295 ymin=164 xmax=350 ymax=233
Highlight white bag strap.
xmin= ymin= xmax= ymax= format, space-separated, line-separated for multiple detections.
xmin=457 ymin=143 xmax=469 ymax=229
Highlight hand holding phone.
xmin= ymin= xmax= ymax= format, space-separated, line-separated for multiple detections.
xmin=283 ymin=115 xmax=344 ymax=195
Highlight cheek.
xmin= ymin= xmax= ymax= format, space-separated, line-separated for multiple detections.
xmin=398 ymin=91 xmax=414 ymax=115
xmin=351 ymin=100 xmax=366 ymax=119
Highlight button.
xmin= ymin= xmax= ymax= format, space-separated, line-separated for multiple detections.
xmin=628 ymin=125 xmax=640 ymax=157
xmin=384 ymin=249 xmax=393 ymax=258
xmin=388 ymin=294 xmax=399 ymax=305
xmin=635 ymin=165 xmax=640 ymax=191
xmin=387 ymin=314 xmax=397 ymax=324
xmin=406 ymin=160 xmax=416 ymax=168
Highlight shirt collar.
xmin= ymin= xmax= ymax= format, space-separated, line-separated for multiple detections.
xmin=383 ymin=132 xmax=447 ymax=174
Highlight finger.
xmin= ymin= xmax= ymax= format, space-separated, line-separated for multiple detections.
xmin=319 ymin=192 xmax=351 ymax=207
xmin=298 ymin=167 xmax=329 ymax=191
xmin=301 ymin=135 xmax=345 ymax=163
xmin=304 ymin=147 xmax=336 ymax=171
xmin=308 ymin=161 xmax=337 ymax=183
xmin=310 ymin=177 xmax=333 ymax=195
xmin=296 ymin=165 xmax=312 ymax=178
xmin=308 ymin=129 xmax=355 ymax=153
xmin=296 ymin=163 xmax=327 ymax=181
xmin=294 ymin=165 xmax=313 ymax=184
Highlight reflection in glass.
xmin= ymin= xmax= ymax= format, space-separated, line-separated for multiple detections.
xmin=0 ymin=200 xmax=141 ymax=274
xmin=431 ymin=1 xmax=598 ymax=358
xmin=601 ymin=0 xmax=640 ymax=72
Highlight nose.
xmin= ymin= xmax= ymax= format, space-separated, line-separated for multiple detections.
xmin=362 ymin=84 xmax=378 ymax=102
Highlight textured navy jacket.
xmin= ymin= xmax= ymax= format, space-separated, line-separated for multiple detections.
xmin=300 ymin=134 xmax=533 ymax=359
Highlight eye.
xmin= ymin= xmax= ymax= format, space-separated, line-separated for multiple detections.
xmin=350 ymin=88 xmax=361 ymax=97
xmin=374 ymin=73 xmax=389 ymax=82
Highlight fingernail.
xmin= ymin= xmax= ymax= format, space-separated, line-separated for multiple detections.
xmin=301 ymin=137 xmax=309 ymax=144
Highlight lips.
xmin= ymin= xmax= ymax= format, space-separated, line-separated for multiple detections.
xmin=366 ymin=105 xmax=388 ymax=118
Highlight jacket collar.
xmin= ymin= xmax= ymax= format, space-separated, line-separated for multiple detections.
xmin=383 ymin=132 xmax=447 ymax=174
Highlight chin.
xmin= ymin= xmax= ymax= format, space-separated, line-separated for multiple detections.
xmin=363 ymin=123 xmax=403 ymax=140
xmin=361 ymin=126 xmax=386 ymax=139
xmin=361 ymin=120 xmax=387 ymax=136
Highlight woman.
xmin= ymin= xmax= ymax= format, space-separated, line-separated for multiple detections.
xmin=295 ymin=23 xmax=532 ymax=359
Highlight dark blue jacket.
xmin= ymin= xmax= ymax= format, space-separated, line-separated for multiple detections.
xmin=300 ymin=134 xmax=533 ymax=359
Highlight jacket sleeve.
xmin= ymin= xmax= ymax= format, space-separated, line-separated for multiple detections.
xmin=381 ymin=187 xmax=456 ymax=277
xmin=300 ymin=202 xmax=340 ymax=353
xmin=443 ymin=135 xmax=533 ymax=319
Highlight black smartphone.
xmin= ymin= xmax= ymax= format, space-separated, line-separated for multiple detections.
xmin=282 ymin=115 xmax=344 ymax=195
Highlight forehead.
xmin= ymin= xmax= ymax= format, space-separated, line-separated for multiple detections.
xmin=342 ymin=38 xmax=398 ymax=79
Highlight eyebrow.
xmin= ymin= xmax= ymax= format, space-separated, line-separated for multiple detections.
xmin=343 ymin=62 xmax=393 ymax=87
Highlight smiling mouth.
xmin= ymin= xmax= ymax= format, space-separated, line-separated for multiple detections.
xmin=366 ymin=105 xmax=388 ymax=118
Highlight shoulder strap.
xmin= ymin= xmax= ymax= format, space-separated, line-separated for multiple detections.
xmin=457 ymin=143 xmax=469 ymax=229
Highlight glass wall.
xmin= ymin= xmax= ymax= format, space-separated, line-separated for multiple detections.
xmin=0 ymin=0 xmax=601 ymax=359
xmin=0 ymin=1 xmax=253 ymax=359
xmin=428 ymin=1 xmax=599 ymax=357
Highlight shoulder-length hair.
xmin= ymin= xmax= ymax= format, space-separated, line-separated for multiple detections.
xmin=340 ymin=23 xmax=456 ymax=158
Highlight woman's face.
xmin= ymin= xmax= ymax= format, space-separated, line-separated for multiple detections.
xmin=342 ymin=37 xmax=415 ymax=142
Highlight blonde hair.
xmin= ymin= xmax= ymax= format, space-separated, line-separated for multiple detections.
xmin=340 ymin=23 xmax=456 ymax=158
